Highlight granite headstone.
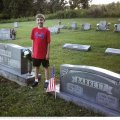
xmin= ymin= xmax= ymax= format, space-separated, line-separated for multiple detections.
xmin=71 ymin=22 xmax=77 ymax=30
xmin=81 ymin=23 xmax=91 ymax=30
xmin=63 ymin=43 xmax=91 ymax=51
xmin=105 ymin=48 xmax=120 ymax=55
xmin=114 ymin=24 xmax=120 ymax=32
xmin=0 ymin=29 xmax=11 ymax=40
xmin=58 ymin=64 xmax=120 ymax=116
xmin=0 ymin=43 xmax=39 ymax=86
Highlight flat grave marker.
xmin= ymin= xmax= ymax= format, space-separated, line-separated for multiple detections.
xmin=63 ymin=43 xmax=91 ymax=51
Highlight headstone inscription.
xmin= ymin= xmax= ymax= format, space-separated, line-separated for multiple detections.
xmin=59 ymin=64 xmax=120 ymax=116
xmin=0 ymin=43 xmax=38 ymax=86
xmin=0 ymin=29 xmax=11 ymax=40
xmin=63 ymin=43 xmax=91 ymax=51
xmin=105 ymin=48 xmax=120 ymax=55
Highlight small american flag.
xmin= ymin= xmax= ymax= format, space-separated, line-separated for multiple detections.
xmin=46 ymin=67 xmax=56 ymax=93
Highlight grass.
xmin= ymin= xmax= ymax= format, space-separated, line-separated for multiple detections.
xmin=0 ymin=18 xmax=120 ymax=116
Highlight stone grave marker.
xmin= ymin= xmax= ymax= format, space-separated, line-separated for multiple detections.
xmin=63 ymin=43 xmax=91 ymax=51
xmin=0 ymin=29 xmax=11 ymax=40
xmin=0 ymin=43 xmax=40 ymax=86
xmin=57 ymin=64 xmax=120 ymax=116
xmin=71 ymin=22 xmax=77 ymax=30
xmin=105 ymin=48 xmax=120 ymax=55
xmin=96 ymin=21 xmax=110 ymax=31
xmin=114 ymin=24 xmax=120 ymax=32
xmin=81 ymin=23 xmax=91 ymax=30
xmin=13 ymin=22 xmax=19 ymax=28
xmin=48 ymin=26 xmax=60 ymax=34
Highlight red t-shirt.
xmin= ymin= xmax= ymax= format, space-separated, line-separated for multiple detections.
xmin=31 ymin=27 xmax=50 ymax=59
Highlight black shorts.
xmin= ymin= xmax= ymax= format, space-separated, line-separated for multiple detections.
xmin=32 ymin=58 xmax=49 ymax=68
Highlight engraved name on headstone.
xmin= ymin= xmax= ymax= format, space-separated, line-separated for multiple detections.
xmin=60 ymin=64 xmax=120 ymax=116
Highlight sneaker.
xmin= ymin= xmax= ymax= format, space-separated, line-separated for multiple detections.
xmin=44 ymin=81 xmax=49 ymax=89
xmin=32 ymin=81 xmax=38 ymax=87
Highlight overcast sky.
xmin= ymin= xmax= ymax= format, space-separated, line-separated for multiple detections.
xmin=91 ymin=0 xmax=120 ymax=5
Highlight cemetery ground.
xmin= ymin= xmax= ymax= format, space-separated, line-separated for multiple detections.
xmin=0 ymin=18 xmax=120 ymax=116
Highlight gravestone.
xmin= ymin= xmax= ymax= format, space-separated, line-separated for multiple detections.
xmin=57 ymin=64 xmax=120 ymax=116
xmin=105 ymin=48 xmax=120 ymax=55
xmin=48 ymin=26 xmax=60 ymax=34
xmin=63 ymin=43 xmax=91 ymax=51
xmin=13 ymin=22 xmax=19 ymax=28
xmin=0 ymin=43 xmax=39 ymax=86
xmin=0 ymin=29 xmax=11 ymax=40
xmin=114 ymin=24 xmax=120 ymax=32
xmin=81 ymin=23 xmax=91 ymax=30
xmin=97 ymin=21 xmax=110 ymax=31
xmin=71 ymin=22 xmax=77 ymax=30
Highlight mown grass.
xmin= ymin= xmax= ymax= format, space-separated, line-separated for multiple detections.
xmin=0 ymin=18 xmax=120 ymax=116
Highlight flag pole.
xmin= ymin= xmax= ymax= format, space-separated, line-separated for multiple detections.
xmin=55 ymin=90 xmax=56 ymax=99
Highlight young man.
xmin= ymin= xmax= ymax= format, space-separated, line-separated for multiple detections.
xmin=31 ymin=14 xmax=50 ymax=89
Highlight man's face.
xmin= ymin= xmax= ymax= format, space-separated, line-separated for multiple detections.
xmin=36 ymin=17 xmax=45 ymax=27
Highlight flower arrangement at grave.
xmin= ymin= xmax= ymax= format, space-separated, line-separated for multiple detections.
xmin=23 ymin=48 xmax=32 ymax=61
xmin=22 ymin=48 xmax=32 ymax=75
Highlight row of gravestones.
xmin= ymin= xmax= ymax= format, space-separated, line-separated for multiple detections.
xmin=0 ymin=43 xmax=120 ymax=116
xmin=1 ymin=21 xmax=120 ymax=40
xmin=62 ymin=43 xmax=120 ymax=55
xmin=70 ymin=21 xmax=120 ymax=31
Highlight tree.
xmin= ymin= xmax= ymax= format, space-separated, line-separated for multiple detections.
xmin=46 ymin=0 xmax=67 ymax=13
xmin=0 ymin=0 xmax=4 ymax=13
xmin=69 ymin=0 xmax=92 ymax=9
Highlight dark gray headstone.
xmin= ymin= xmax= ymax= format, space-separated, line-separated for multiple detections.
xmin=59 ymin=64 xmax=120 ymax=116
xmin=0 ymin=43 xmax=39 ymax=86
xmin=0 ymin=29 xmax=11 ymax=40
xmin=105 ymin=48 xmax=120 ymax=55
xmin=63 ymin=43 xmax=91 ymax=51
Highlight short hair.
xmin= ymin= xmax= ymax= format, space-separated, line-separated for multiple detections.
xmin=35 ymin=14 xmax=45 ymax=21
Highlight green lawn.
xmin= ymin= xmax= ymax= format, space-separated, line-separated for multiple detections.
xmin=0 ymin=18 xmax=120 ymax=116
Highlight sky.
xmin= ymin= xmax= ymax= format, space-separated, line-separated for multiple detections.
xmin=91 ymin=0 xmax=120 ymax=5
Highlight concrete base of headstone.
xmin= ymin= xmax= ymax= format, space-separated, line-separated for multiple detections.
xmin=0 ymin=65 xmax=41 ymax=86
xmin=55 ymin=84 xmax=120 ymax=116
xmin=105 ymin=48 xmax=120 ymax=55
xmin=63 ymin=43 xmax=91 ymax=51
